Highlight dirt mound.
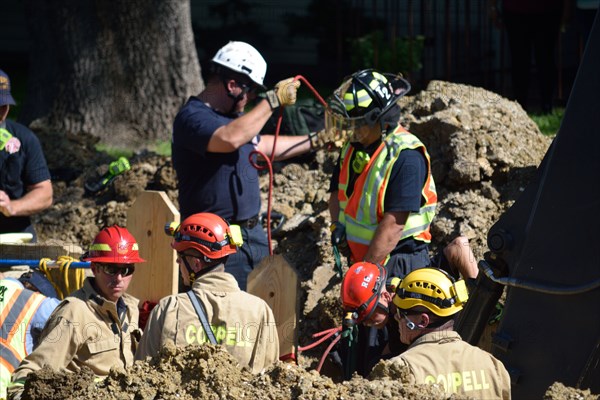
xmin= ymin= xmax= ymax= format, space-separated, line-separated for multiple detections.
xmin=399 ymin=80 xmax=551 ymax=256
xmin=543 ymin=382 xmax=600 ymax=400
xmin=26 ymin=81 xmax=589 ymax=397
xmin=22 ymin=343 xmax=596 ymax=400
xmin=22 ymin=343 xmax=460 ymax=400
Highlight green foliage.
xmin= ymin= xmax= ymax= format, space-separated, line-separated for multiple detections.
xmin=529 ymin=108 xmax=564 ymax=137
xmin=349 ymin=31 xmax=425 ymax=74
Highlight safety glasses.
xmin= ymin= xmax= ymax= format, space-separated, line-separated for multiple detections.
xmin=96 ymin=263 xmax=135 ymax=277
xmin=323 ymin=109 xmax=363 ymax=144
xmin=236 ymin=81 xmax=259 ymax=95
xmin=396 ymin=308 xmax=410 ymax=320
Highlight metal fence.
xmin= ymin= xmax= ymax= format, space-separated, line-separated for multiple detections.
xmin=193 ymin=0 xmax=583 ymax=107
xmin=3 ymin=0 xmax=585 ymax=107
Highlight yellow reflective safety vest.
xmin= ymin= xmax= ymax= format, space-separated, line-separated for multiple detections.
xmin=337 ymin=126 xmax=437 ymax=263
xmin=0 ymin=279 xmax=46 ymax=399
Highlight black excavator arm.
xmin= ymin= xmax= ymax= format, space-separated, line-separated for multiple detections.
xmin=456 ymin=12 xmax=600 ymax=399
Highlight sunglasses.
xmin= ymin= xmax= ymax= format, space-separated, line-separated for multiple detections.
xmin=236 ymin=81 xmax=259 ymax=95
xmin=96 ymin=263 xmax=135 ymax=277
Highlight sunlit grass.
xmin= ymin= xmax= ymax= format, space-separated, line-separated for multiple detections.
xmin=529 ymin=108 xmax=564 ymax=137
xmin=95 ymin=140 xmax=171 ymax=159
xmin=94 ymin=144 xmax=134 ymax=159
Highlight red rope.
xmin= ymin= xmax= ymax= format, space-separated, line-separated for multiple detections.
xmin=249 ymin=77 xmax=332 ymax=369
xmin=249 ymin=107 xmax=282 ymax=255
xmin=249 ymin=76 xmax=327 ymax=255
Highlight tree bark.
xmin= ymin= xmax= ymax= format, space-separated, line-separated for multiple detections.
xmin=22 ymin=0 xmax=202 ymax=146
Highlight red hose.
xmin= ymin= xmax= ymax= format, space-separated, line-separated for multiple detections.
xmin=316 ymin=333 xmax=342 ymax=373
xmin=297 ymin=326 xmax=342 ymax=352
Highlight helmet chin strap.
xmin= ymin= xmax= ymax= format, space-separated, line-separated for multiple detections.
xmin=182 ymin=255 xmax=223 ymax=285
xmin=377 ymin=303 xmax=390 ymax=316
xmin=182 ymin=256 xmax=197 ymax=284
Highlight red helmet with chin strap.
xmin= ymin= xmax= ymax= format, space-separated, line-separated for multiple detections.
xmin=340 ymin=261 xmax=387 ymax=323
xmin=171 ymin=213 xmax=238 ymax=260
xmin=82 ymin=225 xmax=146 ymax=264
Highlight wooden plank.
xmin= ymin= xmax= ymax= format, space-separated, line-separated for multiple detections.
xmin=0 ymin=242 xmax=83 ymax=261
xmin=247 ymin=254 xmax=299 ymax=359
xmin=126 ymin=190 xmax=180 ymax=305
xmin=0 ymin=241 xmax=87 ymax=298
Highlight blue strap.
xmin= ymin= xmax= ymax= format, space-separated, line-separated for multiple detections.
xmin=186 ymin=290 xmax=217 ymax=345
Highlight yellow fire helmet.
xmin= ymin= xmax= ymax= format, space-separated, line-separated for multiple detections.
xmin=393 ymin=268 xmax=469 ymax=317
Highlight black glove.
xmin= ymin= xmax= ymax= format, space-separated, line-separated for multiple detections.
xmin=330 ymin=221 xmax=351 ymax=259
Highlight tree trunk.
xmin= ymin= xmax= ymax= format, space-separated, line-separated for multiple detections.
xmin=21 ymin=0 xmax=202 ymax=146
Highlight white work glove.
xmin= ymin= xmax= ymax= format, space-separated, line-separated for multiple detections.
xmin=7 ymin=382 xmax=25 ymax=400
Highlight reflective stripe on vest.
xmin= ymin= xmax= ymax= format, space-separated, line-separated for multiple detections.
xmin=337 ymin=127 xmax=437 ymax=262
xmin=1 ymin=339 xmax=21 ymax=373
xmin=0 ymin=280 xmax=46 ymax=369
xmin=1 ymin=340 xmax=20 ymax=399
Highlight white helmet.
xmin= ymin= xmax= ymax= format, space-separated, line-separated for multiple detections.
xmin=211 ymin=41 xmax=267 ymax=88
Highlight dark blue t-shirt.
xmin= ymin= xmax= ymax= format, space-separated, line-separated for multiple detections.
xmin=329 ymin=139 xmax=428 ymax=253
xmin=172 ymin=97 xmax=261 ymax=220
xmin=0 ymin=120 xmax=51 ymax=234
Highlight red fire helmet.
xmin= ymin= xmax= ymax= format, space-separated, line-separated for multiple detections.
xmin=340 ymin=261 xmax=386 ymax=323
xmin=82 ymin=225 xmax=146 ymax=264
xmin=171 ymin=213 xmax=238 ymax=260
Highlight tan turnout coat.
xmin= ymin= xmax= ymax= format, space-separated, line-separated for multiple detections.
xmin=9 ymin=278 xmax=140 ymax=398
xmin=390 ymin=331 xmax=511 ymax=399
xmin=135 ymin=271 xmax=279 ymax=373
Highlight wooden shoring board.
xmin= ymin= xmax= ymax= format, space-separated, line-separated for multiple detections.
xmin=247 ymin=254 xmax=299 ymax=359
xmin=126 ymin=190 xmax=180 ymax=305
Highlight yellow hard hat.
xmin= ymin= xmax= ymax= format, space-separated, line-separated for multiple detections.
xmin=393 ymin=268 xmax=469 ymax=317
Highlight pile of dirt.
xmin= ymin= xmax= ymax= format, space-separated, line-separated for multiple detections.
xmin=27 ymin=80 xmax=594 ymax=398
xmin=22 ymin=343 xmax=459 ymax=400
xmin=22 ymin=343 xmax=597 ymax=400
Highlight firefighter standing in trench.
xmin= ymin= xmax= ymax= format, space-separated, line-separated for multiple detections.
xmin=172 ymin=41 xmax=325 ymax=291
xmin=338 ymin=237 xmax=479 ymax=372
xmin=389 ymin=267 xmax=511 ymax=399
xmin=135 ymin=213 xmax=279 ymax=373
xmin=8 ymin=226 xmax=145 ymax=400
xmin=327 ymin=68 xmax=438 ymax=376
